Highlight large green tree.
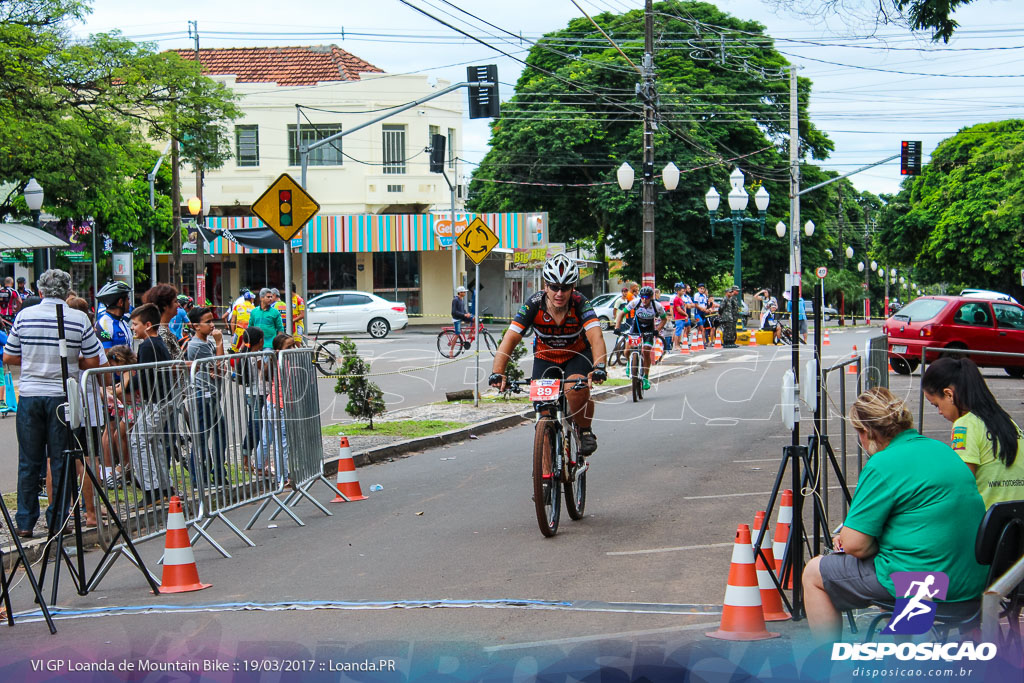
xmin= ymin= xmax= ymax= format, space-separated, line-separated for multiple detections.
xmin=467 ymin=1 xmax=839 ymax=291
xmin=0 ymin=0 xmax=239 ymax=280
xmin=767 ymin=1 xmax=976 ymax=43
xmin=874 ymin=120 xmax=1024 ymax=294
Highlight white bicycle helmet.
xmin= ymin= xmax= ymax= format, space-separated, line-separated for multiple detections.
xmin=541 ymin=253 xmax=579 ymax=285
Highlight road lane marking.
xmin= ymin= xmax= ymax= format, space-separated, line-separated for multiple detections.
xmin=606 ymin=542 xmax=734 ymax=556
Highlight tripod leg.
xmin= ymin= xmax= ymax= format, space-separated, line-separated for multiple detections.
xmin=0 ymin=494 xmax=56 ymax=633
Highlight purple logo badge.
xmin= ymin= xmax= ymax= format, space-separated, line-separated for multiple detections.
xmin=883 ymin=571 xmax=949 ymax=634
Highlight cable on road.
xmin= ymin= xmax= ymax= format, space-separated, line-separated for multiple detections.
xmin=10 ymin=598 xmax=722 ymax=623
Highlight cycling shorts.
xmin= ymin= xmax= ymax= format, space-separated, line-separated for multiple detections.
xmin=532 ymin=347 xmax=594 ymax=381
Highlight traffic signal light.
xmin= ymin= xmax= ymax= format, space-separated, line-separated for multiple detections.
xmin=279 ymin=190 xmax=292 ymax=227
xmin=900 ymin=141 xmax=922 ymax=176
xmin=429 ymin=134 xmax=446 ymax=173
xmin=467 ymin=64 xmax=499 ymax=119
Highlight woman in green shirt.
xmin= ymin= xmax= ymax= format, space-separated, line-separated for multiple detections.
xmin=803 ymin=388 xmax=987 ymax=642
xmin=922 ymin=357 xmax=1024 ymax=508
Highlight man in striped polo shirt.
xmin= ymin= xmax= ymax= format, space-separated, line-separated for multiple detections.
xmin=3 ymin=269 xmax=103 ymax=538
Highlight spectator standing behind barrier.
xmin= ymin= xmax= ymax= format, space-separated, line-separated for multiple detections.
xmin=255 ymin=333 xmax=298 ymax=485
xmin=66 ymin=296 xmax=104 ymax=527
xmin=99 ymin=345 xmax=136 ymax=490
xmin=670 ymin=283 xmax=689 ymax=353
xmin=237 ymin=327 xmax=268 ymax=472
xmin=784 ymin=291 xmax=808 ymax=344
xmin=16 ymin=276 xmax=33 ymax=300
xmin=922 ymin=357 xmax=1024 ymax=508
xmin=3 ymin=269 xmax=103 ymax=539
xmin=720 ymin=286 xmax=741 ymax=348
xmin=0 ymin=276 xmax=21 ymax=322
xmin=142 ymin=284 xmax=183 ymax=359
xmin=124 ymin=303 xmax=175 ymax=505
xmin=186 ymin=306 xmax=228 ymax=488
xmin=802 ymin=387 xmax=988 ymax=643
xmin=249 ymin=288 xmax=284 ymax=349
xmin=94 ymin=281 xmax=133 ymax=352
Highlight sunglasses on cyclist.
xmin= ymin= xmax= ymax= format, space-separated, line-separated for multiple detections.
xmin=546 ymin=283 xmax=573 ymax=293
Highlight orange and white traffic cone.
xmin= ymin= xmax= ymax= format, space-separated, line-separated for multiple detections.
xmin=749 ymin=329 xmax=758 ymax=346
xmin=714 ymin=328 xmax=723 ymax=349
xmin=160 ymin=496 xmax=211 ymax=594
xmin=706 ymin=524 xmax=780 ymax=641
xmin=823 ymin=329 xmax=831 ymax=346
xmin=694 ymin=332 xmax=704 ymax=351
xmin=846 ymin=345 xmax=859 ymax=375
xmin=752 ymin=510 xmax=790 ymax=621
xmin=678 ymin=335 xmax=689 ymax=355
xmin=773 ymin=490 xmax=793 ymax=590
xmin=331 ymin=437 xmax=368 ymax=503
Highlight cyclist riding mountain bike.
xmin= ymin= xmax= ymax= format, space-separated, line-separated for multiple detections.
xmin=489 ymin=253 xmax=608 ymax=456
xmin=451 ymin=285 xmax=473 ymax=340
xmin=94 ymin=280 xmax=134 ymax=350
xmin=624 ymin=286 xmax=667 ymax=391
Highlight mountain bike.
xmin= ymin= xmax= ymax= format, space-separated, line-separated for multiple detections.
xmin=607 ymin=329 xmax=631 ymax=366
xmin=301 ymin=322 xmax=345 ymax=376
xmin=624 ymin=333 xmax=644 ymax=402
xmin=436 ymin=319 xmax=499 ymax=359
xmin=509 ymin=374 xmax=589 ymax=537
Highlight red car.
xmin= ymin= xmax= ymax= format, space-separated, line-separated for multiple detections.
xmin=884 ymin=295 xmax=1024 ymax=377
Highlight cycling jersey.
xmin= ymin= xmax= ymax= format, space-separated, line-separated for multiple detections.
xmin=95 ymin=310 xmax=133 ymax=350
xmin=625 ymin=298 xmax=667 ymax=335
xmin=0 ymin=287 xmax=17 ymax=317
xmin=510 ymin=290 xmax=600 ymax=363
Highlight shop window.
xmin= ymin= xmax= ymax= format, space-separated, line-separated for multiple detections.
xmin=372 ymin=251 xmax=420 ymax=314
xmin=242 ymin=254 xmax=285 ymax=292
xmin=308 ymin=253 xmax=357 ymax=294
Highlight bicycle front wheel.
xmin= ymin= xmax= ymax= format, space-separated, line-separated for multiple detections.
xmin=629 ymin=350 xmax=643 ymax=402
xmin=610 ymin=335 xmax=627 ymax=366
xmin=314 ymin=341 xmax=344 ymax=375
xmin=564 ymin=427 xmax=587 ymax=520
xmin=482 ymin=330 xmax=499 ymax=356
xmin=533 ymin=417 xmax=561 ymax=537
xmin=436 ymin=330 xmax=463 ymax=358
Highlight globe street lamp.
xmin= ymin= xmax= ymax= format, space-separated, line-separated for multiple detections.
xmin=187 ymin=195 xmax=211 ymax=304
xmin=858 ymin=260 xmax=878 ymax=323
xmin=705 ymin=168 xmax=769 ymax=290
xmin=24 ymin=178 xmax=46 ymax=274
xmin=617 ymin=161 xmax=678 ymax=287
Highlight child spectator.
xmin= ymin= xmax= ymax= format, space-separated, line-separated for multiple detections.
xmin=100 ymin=345 xmax=136 ymax=491
xmin=186 ymin=306 xmax=228 ymax=488
xmin=236 ymin=327 xmax=267 ymax=472
xmin=255 ymin=333 xmax=297 ymax=485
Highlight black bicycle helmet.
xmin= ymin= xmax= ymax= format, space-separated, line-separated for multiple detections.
xmin=176 ymin=294 xmax=195 ymax=309
xmin=96 ymin=280 xmax=132 ymax=306
xmin=639 ymin=286 xmax=655 ymax=298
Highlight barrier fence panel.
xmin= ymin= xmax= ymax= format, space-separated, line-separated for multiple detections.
xmin=864 ymin=335 xmax=889 ymax=391
xmin=258 ymin=347 xmax=333 ymax=525
xmin=80 ymin=358 xmax=191 ymax=589
xmin=187 ymin=350 xmax=300 ymax=550
xmin=821 ymin=354 xmax=863 ymax=524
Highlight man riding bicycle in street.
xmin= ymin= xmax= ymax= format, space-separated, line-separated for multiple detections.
xmin=623 ymin=286 xmax=667 ymax=391
xmin=489 ymin=254 xmax=608 ymax=456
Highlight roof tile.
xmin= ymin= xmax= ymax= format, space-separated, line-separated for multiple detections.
xmin=169 ymin=45 xmax=383 ymax=85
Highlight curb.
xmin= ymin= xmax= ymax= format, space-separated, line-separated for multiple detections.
xmin=323 ymin=354 xmax=714 ymax=477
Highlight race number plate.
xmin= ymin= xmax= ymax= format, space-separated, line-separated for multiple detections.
xmin=529 ymin=378 xmax=561 ymax=401
xmin=891 ymin=345 xmax=907 ymax=354
xmin=628 ymin=335 xmax=643 ymax=347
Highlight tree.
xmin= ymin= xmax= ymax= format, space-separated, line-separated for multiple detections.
xmin=765 ymin=1 xmax=977 ymax=43
xmin=333 ymin=337 xmax=387 ymax=429
xmin=467 ymin=1 xmax=834 ymax=291
xmin=874 ymin=120 xmax=1024 ymax=295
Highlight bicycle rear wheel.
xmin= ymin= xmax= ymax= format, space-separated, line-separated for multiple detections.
xmin=533 ymin=417 xmax=561 ymax=537
xmin=436 ymin=330 xmax=463 ymax=358
xmin=629 ymin=350 xmax=643 ymax=402
xmin=313 ymin=340 xmax=344 ymax=375
xmin=564 ymin=426 xmax=586 ymax=520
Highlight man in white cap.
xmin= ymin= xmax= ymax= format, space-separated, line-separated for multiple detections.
xmin=451 ymin=285 xmax=473 ymax=343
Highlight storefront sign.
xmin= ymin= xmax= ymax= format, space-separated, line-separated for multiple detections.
xmin=512 ymin=247 xmax=550 ymax=270
xmin=433 ymin=217 xmax=468 ymax=247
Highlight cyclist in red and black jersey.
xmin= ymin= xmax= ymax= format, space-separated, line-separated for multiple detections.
xmin=489 ymin=254 xmax=607 ymax=455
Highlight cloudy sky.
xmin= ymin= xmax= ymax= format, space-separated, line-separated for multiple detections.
xmin=75 ymin=0 xmax=1023 ymax=197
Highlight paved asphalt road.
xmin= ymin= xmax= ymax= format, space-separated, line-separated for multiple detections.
xmin=3 ymin=327 xmax=1021 ymax=678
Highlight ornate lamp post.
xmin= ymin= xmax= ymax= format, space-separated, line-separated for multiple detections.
xmin=705 ymin=168 xmax=769 ymax=290
xmin=617 ymin=161 xmax=680 ymax=287
xmin=24 ymin=178 xmax=46 ymax=274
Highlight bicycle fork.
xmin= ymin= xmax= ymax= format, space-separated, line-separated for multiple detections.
xmin=558 ymin=409 xmax=589 ymax=485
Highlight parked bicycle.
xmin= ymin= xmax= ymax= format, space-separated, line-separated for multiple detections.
xmin=436 ymin=319 xmax=499 ymax=359
xmin=508 ymin=373 xmax=589 ymax=537
xmin=300 ymin=322 xmax=346 ymax=376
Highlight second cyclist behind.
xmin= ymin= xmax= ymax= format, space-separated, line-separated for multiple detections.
xmin=488 ymin=254 xmax=608 ymax=456
xmin=623 ymin=286 xmax=668 ymax=391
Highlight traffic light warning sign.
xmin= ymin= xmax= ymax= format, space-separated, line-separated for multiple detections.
xmin=251 ymin=174 xmax=320 ymax=241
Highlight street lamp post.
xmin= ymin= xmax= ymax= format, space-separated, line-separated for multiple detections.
xmin=704 ymin=168 xmax=769 ymax=291
xmin=187 ymin=196 xmax=210 ymax=304
xmin=24 ymin=178 xmax=45 ymax=276
xmin=617 ymin=161 xmax=679 ymax=286
xmin=858 ymin=260 xmax=878 ymax=324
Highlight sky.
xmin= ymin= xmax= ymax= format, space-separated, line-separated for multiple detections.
xmin=74 ymin=0 xmax=1024 ymax=199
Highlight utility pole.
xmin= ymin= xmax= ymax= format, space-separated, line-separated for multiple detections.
xmin=190 ymin=20 xmax=206 ymax=301
xmin=863 ymin=206 xmax=871 ymax=324
xmin=837 ymin=185 xmax=845 ymax=325
xmin=640 ymin=0 xmax=656 ymax=288
xmin=171 ymin=138 xmax=182 ymax=291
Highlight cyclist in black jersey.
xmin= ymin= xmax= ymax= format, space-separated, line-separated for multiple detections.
xmin=489 ymin=254 xmax=607 ymax=455
xmin=623 ymin=286 xmax=667 ymax=391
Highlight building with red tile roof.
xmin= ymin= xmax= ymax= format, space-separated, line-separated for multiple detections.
xmin=170 ymin=45 xmax=383 ymax=85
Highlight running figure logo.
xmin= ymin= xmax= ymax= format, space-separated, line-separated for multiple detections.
xmin=883 ymin=571 xmax=949 ymax=635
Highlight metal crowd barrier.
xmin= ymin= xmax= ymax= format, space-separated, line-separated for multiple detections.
xmin=264 ymin=347 xmax=336 ymax=522
xmin=820 ymin=352 xmax=863 ymax=521
xmin=864 ymin=335 xmax=889 ymax=391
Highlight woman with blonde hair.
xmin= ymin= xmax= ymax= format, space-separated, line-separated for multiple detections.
xmin=802 ymin=387 xmax=987 ymax=642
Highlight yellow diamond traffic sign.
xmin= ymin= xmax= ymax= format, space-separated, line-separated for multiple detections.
xmin=456 ymin=217 xmax=499 ymax=265
xmin=250 ymin=173 xmax=321 ymax=241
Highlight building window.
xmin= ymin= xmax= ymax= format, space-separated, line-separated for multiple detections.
xmin=288 ymin=124 xmax=343 ymax=166
xmin=382 ymin=124 xmax=406 ymax=175
xmin=373 ymin=251 xmax=420 ymax=314
xmin=242 ymin=254 xmax=285 ymax=291
xmin=447 ymin=127 xmax=456 ymax=169
xmin=308 ymin=253 xmax=357 ymax=293
xmin=235 ymin=125 xmax=259 ymax=167
xmin=386 ymin=185 xmax=404 ymax=193
xmin=429 ymin=124 xmax=440 ymax=143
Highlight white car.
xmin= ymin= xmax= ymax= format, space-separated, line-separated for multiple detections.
xmin=305 ymin=290 xmax=409 ymax=338
xmin=589 ymin=292 xmax=620 ymax=330
xmin=960 ymin=288 xmax=1020 ymax=304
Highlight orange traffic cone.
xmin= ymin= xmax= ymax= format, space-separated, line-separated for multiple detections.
xmin=693 ymin=332 xmax=704 ymax=351
xmin=714 ymin=328 xmax=723 ymax=349
xmin=160 ymin=496 xmax=211 ymax=594
xmin=749 ymin=329 xmax=758 ymax=346
xmin=823 ymin=329 xmax=831 ymax=346
xmin=678 ymin=335 xmax=689 ymax=355
xmin=706 ymin=524 xmax=780 ymax=641
xmin=846 ymin=345 xmax=859 ymax=375
xmin=752 ymin=510 xmax=790 ymax=621
xmin=331 ymin=437 xmax=368 ymax=503
xmin=773 ymin=490 xmax=793 ymax=590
